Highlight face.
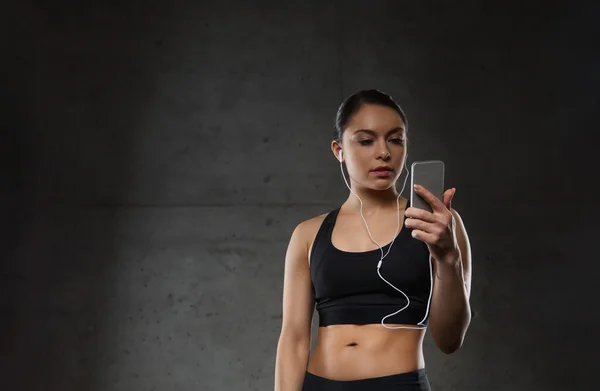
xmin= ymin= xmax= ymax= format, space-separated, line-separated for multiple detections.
xmin=332 ymin=104 xmax=407 ymax=191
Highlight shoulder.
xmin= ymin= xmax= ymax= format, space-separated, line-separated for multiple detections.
xmin=292 ymin=211 xmax=331 ymax=266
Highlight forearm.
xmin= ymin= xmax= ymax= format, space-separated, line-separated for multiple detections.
xmin=429 ymin=253 xmax=471 ymax=354
xmin=274 ymin=334 xmax=310 ymax=391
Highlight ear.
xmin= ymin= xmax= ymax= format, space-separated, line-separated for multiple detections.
xmin=331 ymin=140 xmax=343 ymax=162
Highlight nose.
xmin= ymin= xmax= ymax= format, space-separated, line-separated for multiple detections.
xmin=378 ymin=146 xmax=391 ymax=160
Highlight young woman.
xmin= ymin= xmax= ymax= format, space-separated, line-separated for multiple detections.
xmin=274 ymin=90 xmax=472 ymax=391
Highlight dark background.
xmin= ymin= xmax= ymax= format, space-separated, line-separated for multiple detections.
xmin=2 ymin=1 xmax=598 ymax=390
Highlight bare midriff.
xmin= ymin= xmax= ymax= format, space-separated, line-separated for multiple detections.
xmin=306 ymin=323 xmax=426 ymax=381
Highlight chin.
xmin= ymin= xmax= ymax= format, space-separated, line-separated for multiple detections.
xmin=368 ymin=181 xmax=395 ymax=191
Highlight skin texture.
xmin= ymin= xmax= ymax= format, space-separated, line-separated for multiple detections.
xmin=274 ymin=104 xmax=472 ymax=389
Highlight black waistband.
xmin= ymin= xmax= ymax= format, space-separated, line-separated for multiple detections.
xmin=303 ymin=368 xmax=430 ymax=390
xmin=317 ymin=305 xmax=429 ymax=327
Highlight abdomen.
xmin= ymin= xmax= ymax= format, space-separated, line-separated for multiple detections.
xmin=307 ymin=324 xmax=426 ymax=381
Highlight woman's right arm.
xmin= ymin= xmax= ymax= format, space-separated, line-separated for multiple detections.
xmin=274 ymin=221 xmax=315 ymax=391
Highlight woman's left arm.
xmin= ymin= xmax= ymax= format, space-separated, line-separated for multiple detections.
xmin=428 ymin=208 xmax=472 ymax=354
xmin=404 ymin=185 xmax=472 ymax=354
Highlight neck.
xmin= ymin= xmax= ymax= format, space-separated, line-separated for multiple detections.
xmin=344 ymin=184 xmax=403 ymax=215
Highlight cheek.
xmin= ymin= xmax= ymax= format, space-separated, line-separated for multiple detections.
xmin=348 ymin=153 xmax=369 ymax=170
xmin=346 ymin=161 xmax=370 ymax=181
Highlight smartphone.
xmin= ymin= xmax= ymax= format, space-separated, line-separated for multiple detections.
xmin=410 ymin=160 xmax=445 ymax=213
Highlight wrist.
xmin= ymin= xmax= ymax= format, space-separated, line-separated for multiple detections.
xmin=435 ymin=250 xmax=461 ymax=280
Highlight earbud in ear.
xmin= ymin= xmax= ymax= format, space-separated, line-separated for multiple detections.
xmin=339 ymin=150 xmax=343 ymax=162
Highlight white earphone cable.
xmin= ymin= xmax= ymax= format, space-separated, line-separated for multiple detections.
xmin=338 ymin=149 xmax=433 ymax=330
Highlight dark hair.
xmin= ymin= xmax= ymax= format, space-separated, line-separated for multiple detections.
xmin=333 ymin=89 xmax=408 ymax=142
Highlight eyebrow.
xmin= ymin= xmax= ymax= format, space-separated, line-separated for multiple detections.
xmin=353 ymin=127 xmax=405 ymax=137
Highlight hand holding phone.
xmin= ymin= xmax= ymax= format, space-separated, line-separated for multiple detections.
xmin=406 ymin=160 xmax=459 ymax=265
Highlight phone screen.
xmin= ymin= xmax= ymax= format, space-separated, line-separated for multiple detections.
xmin=410 ymin=160 xmax=445 ymax=213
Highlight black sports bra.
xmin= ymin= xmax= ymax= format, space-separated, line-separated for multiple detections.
xmin=309 ymin=200 xmax=433 ymax=327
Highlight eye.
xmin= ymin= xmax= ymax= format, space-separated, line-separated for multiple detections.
xmin=389 ymin=138 xmax=405 ymax=145
xmin=358 ymin=139 xmax=374 ymax=146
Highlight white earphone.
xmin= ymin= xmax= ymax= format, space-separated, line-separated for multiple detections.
xmin=337 ymin=148 xmax=433 ymax=330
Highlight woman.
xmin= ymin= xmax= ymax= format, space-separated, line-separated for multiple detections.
xmin=274 ymin=89 xmax=472 ymax=391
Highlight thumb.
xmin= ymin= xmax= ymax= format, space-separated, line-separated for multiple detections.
xmin=444 ymin=188 xmax=456 ymax=209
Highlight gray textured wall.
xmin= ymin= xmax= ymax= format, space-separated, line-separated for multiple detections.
xmin=2 ymin=1 xmax=598 ymax=390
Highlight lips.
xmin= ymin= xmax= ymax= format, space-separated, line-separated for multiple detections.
xmin=371 ymin=166 xmax=393 ymax=178
xmin=371 ymin=166 xmax=393 ymax=172
xmin=371 ymin=170 xmax=392 ymax=178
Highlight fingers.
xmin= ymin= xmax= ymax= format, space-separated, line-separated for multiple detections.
xmin=405 ymin=207 xmax=436 ymax=222
xmin=405 ymin=218 xmax=442 ymax=236
xmin=413 ymin=184 xmax=445 ymax=211
xmin=406 ymin=207 xmax=453 ymax=227
xmin=414 ymin=185 xmax=456 ymax=213
xmin=409 ymin=229 xmax=437 ymax=243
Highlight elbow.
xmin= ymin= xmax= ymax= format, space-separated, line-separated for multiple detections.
xmin=431 ymin=310 xmax=472 ymax=354
xmin=278 ymin=327 xmax=310 ymax=344
xmin=277 ymin=329 xmax=311 ymax=355
xmin=432 ymin=326 xmax=468 ymax=355
xmin=438 ymin=339 xmax=463 ymax=355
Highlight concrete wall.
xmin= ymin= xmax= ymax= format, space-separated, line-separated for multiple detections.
xmin=2 ymin=1 xmax=597 ymax=390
